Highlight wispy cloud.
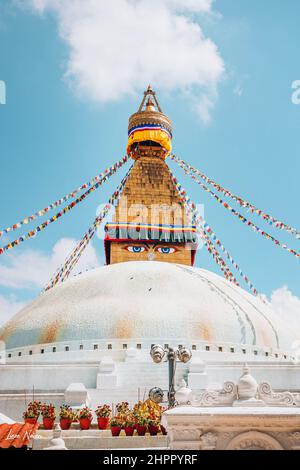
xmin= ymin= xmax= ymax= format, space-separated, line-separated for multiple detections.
xmin=270 ymin=286 xmax=300 ymax=337
xmin=0 ymin=294 xmax=26 ymax=327
xmin=0 ymin=237 xmax=100 ymax=290
xmin=18 ymin=0 xmax=225 ymax=122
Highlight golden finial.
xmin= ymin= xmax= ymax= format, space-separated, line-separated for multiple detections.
xmin=138 ymin=85 xmax=162 ymax=113
xmin=145 ymin=96 xmax=156 ymax=112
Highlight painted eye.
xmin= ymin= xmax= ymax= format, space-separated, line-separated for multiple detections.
xmin=126 ymin=246 xmax=146 ymax=253
xmin=157 ymin=247 xmax=175 ymax=254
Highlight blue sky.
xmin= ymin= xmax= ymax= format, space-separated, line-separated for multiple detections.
xmin=0 ymin=0 xmax=299 ymax=324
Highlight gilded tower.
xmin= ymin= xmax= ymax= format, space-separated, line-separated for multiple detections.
xmin=104 ymin=86 xmax=197 ymax=265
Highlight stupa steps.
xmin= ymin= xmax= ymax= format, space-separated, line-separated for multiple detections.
xmin=86 ymin=362 xmax=188 ymax=406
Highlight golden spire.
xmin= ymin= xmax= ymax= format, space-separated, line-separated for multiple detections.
xmin=104 ymin=86 xmax=197 ymax=266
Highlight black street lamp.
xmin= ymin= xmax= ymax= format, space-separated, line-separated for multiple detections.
xmin=150 ymin=344 xmax=192 ymax=407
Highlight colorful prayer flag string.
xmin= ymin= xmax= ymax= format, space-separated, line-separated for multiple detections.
xmin=171 ymin=155 xmax=300 ymax=260
xmin=201 ymin=228 xmax=239 ymax=286
xmin=45 ymin=205 xmax=110 ymax=290
xmin=170 ymin=154 xmax=300 ymax=240
xmin=44 ymin=165 xmax=133 ymax=291
xmin=0 ymin=155 xmax=129 ymax=238
xmin=169 ymin=169 xmax=259 ymax=296
xmin=0 ymin=156 xmax=130 ymax=256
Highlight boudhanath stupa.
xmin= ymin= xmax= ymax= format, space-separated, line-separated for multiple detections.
xmin=1 ymin=87 xmax=300 ymax=450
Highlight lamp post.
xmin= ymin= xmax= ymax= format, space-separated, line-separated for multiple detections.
xmin=150 ymin=344 xmax=192 ymax=407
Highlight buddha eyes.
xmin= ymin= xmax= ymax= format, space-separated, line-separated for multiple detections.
xmin=127 ymin=246 xmax=146 ymax=253
xmin=157 ymin=247 xmax=175 ymax=254
xmin=125 ymin=246 xmax=176 ymax=254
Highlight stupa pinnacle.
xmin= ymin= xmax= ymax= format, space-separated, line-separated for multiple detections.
xmin=127 ymin=85 xmax=173 ymax=159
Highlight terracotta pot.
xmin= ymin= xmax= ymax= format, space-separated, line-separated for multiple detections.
xmin=111 ymin=426 xmax=121 ymax=437
xmin=149 ymin=425 xmax=159 ymax=436
xmin=60 ymin=418 xmax=72 ymax=430
xmin=160 ymin=425 xmax=167 ymax=435
xmin=97 ymin=417 xmax=110 ymax=430
xmin=24 ymin=418 xmax=38 ymax=425
xmin=79 ymin=418 xmax=91 ymax=430
xmin=124 ymin=426 xmax=134 ymax=436
xmin=43 ymin=417 xmax=55 ymax=430
xmin=136 ymin=424 xmax=147 ymax=436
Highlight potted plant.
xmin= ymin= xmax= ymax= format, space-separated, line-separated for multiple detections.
xmin=124 ymin=413 xmax=135 ymax=436
xmin=148 ymin=417 xmax=160 ymax=436
xmin=59 ymin=405 xmax=75 ymax=430
xmin=23 ymin=401 xmax=41 ymax=424
xmin=110 ymin=416 xmax=123 ymax=437
xmin=41 ymin=403 xmax=56 ymax=430
xmin=95 ymin=404 xmax=111 ymax=430
xmin=78 ymin=407 xmax=93 ymax=430
xmin=135 ymin=414 xmax=148 ymax=436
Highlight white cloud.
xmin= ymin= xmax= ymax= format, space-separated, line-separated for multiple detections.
xmin=195 ymin=93 xmax=215 ymax=124
xmin=0 ymin=295 xmax=26 ymax=327
xmin=270 ymin=286 xmax=300 ymax=337
xmin=19 ymin=0 xmax=224 ymax=122
xmin=163 ymin=0 xmax=213 ymax=13
xmin=0 ymin=237 xmax=100 ymax=290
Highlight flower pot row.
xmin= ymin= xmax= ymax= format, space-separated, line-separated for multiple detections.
xmin=24 ymin=417 xmax=167 ymax=435
xmin=23 ymin=401 xmax=168 ymax=434
xmin=23 ymin=403 xmax=94 ymax=430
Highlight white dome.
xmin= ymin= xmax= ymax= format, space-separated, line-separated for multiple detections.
xmin=0 ymin=262 xmax=292 ymax=351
